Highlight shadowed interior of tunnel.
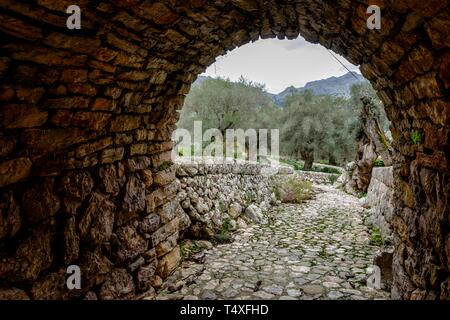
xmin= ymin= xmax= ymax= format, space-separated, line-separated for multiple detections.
xmin=0 ymin=0 xmax=449 ymax=300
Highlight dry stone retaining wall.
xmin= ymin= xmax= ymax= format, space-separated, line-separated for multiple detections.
xmin=366 ymin=166 xmax=395 ymax=243
xmin=175 ymin=159 xmax=350 ymax=240
xmin=175 ymin=159 xmax=279 ymax=239
xmin=0 ymin=0 xmax=449 ymax=300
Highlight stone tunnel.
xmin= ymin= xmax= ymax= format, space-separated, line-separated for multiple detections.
xmin=0 ymin=0 xmax=449 ymax=299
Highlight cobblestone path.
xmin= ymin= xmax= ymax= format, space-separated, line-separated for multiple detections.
xmin=157 ymin=185 xmax=390 ymax=300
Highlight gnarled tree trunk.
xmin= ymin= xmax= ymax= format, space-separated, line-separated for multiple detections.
xmin=346 ymin=97 xmax=393 ymax=193
xmin=301 ymin=147 xmax=314 ymax=171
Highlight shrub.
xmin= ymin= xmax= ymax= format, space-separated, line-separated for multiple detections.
xmin=278 ymin=178 xmax=313 ymax=204
xmin=219 ymin=218 xmax=232 ymax=236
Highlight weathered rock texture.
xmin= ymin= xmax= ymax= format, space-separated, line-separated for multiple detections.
xmin=366 ymin=166 xmax=395 ymax=243
xmin=174 ymin=159 xmax=330 ymax=239
xmin=0 ymin=0 xmax=449 ymax=300
xmin=175 ymin=159 xmax=279 ymax=239
xmin=349 ymin=97 xmax=393 ymax=193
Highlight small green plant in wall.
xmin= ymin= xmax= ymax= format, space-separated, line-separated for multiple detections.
xmin=356 ymin=191 xmax=367 ymax=199
xmin=373 ymin=159 xmax=385 ymax=167
xmin=220 ymin=218 xmax=232 ymax=236
xmin=369 ymin=227 xmax=384 ymax=246
xmin=411 ymin=131 xmax=423 ymax=145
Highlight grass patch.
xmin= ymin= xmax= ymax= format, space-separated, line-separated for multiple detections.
xmin=328 ymin=175 xmax=339 ymax=184
xmin=219 ymin=217 xmax=232 ymax=236
xmin=411 ymin=131 xmax=423 ymax=145
xmin=311 ymin=166 xmax=342 ymax=174
xmin=157 ymin=161 xmax=172 ymax=171
xmin=356 ymin=191 xmax=367 ymax=199
xmin=275 ymin=178 xmax=313 ymax=204
xmin=281 ymin=158 xmax=342 ymax=174
xmin=179 ymin=240 xmax=202 ymax=259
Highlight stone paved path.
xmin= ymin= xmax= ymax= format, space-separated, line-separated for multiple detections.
xmin=157 ymin=185 xmax=390 ymax=300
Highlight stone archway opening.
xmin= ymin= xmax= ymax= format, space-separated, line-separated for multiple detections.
xmin=157 ymin=36 xmax=395 ymax=300
xmin=0 ymin=1 xmax=448 ymax=300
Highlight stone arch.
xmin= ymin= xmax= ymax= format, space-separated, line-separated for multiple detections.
xmin=0 ymin=0 xmax=449 ymax=299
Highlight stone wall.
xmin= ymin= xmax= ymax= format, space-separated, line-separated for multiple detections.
xmin=294 ymin=170 xmax=340 ymax=185
xmin=0 ymin=0 xmax=449 ymax=300
xmin=175 ymin=159 xmax=291 ymax=240
xmin=0 ymin=155 xmax=183 ymax=299
xmin=366 ymin=166 xmax=395 ymax=243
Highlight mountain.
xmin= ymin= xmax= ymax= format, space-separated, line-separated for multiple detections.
xmin=272 ymin=72 xmax=367 ymax=106
xmin=192 ymin=72 xmax=367 ymax=106
xmin=193 ymin=75 xmax=210 ymax=86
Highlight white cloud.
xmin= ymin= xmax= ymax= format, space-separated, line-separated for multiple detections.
xmin=202 ymin=36 xmax=361 ymax=94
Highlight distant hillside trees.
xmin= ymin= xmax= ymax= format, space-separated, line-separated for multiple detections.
xmin=280 ymin=91 xmax=358 ymax=169
xmin=177 ymin=77 xmax=274 ymax=135
xmin=176 ymin=77 xmax=389 ymax=168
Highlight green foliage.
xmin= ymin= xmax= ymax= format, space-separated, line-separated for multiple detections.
xmin=350 ymin=82 xmax=390 ymax=133
xmin=179 ymin=240 xmax=202 ymax=260
xmin=311 ymin=165 xmax=342 ymax=174
xmin=370 ymin=227 xmax=383 ymax=246
xmin=328 ymin=175 xmax=339 ymax=184
xmin=218 ymin=201 xmax=226 ymax=213
xmin=178 ymin=146 xmax=194 ymax=157
xmin=279 ymin=89 xmax=368 ymax=167
xmin=373 ymin=159 xmax=385 ymax=167
xmin=179 ymin=240 xmax=187 ymax=259
xmin=177 ymin=77 xmax=391 ymax=167
xmin=411 ymin=131 xmax=423 ymax=145
xmin=281 ymin=158 xmax=342 ymax=174
xmin=219 ymin=218 xmax=232 ymax=236
xmin=356 ymin=191 xmax=367 ymax=199
xmin=157 ymin=161 xmax=172 ymax=171
xmin=177 ymin=77 xmax=276 ymax=135
xmin=281 ymin=158 xmax=304 ymax=171
xmin=376 ymin=127 xmax=390 ymax=151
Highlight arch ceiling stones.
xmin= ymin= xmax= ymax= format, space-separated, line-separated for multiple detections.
xmin=0 ymin=0 xmax=449 ymax=300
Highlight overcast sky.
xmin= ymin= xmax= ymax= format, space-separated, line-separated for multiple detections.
xmin=202 ymin=37 xmax=361 ymax=94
